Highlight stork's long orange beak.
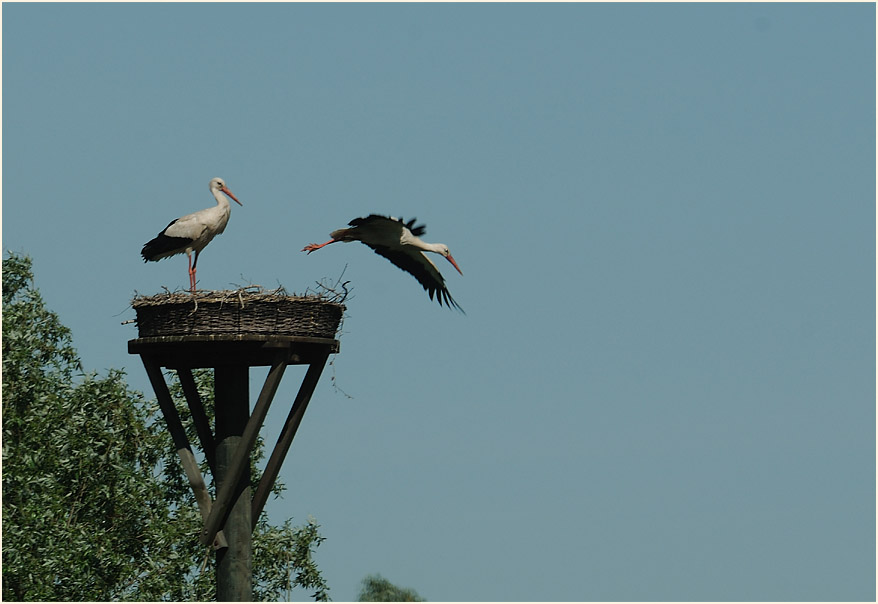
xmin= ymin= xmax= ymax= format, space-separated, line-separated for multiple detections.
xmin=222 ymin=187 xmax=243 ymax=206
xmin=446 ymin=254 xmax=462 ymax=275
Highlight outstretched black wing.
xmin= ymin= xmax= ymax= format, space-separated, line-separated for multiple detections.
xmin=348 ymin=214 xmax=427 ymax=237
xmin=364 ymin=243 xmax=464 ymax=312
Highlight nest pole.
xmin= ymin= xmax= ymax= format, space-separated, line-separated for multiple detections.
xmin=214 ymin=364 xmax=252 ymax=601
xmin=129 ymin=291 xmax=343 ymax=603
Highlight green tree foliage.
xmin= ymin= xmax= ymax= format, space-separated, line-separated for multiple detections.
xmin=357 ymin=574 xmax=425 ymax=602
xmin=2 ymin=253 xmax=329 ymax=601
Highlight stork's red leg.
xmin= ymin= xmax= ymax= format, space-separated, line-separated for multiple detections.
xmin=187 ymin=251 xmax=196 ymax=292
xmin=302 ymin=239 xmax=338 ymax=254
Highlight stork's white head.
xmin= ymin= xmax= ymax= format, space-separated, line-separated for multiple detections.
xmin=209 ymin=177 xmax=242 ymax=206
xmin=436 ymin=244 xmax=463 ymax=275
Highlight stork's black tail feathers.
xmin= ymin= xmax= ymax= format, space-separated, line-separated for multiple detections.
xmin=404 ymin=218 xmax=426 ymax=237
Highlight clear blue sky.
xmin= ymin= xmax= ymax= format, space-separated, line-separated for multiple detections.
xmin=3 ymin=3 xmax=875 ymax=601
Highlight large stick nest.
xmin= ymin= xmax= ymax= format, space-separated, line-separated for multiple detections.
xmin=131 ymin=286 xmax=345 ymax=339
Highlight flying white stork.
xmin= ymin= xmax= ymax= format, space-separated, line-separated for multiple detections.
xmin=141 ymin=177 xmax=242 ymax=292
xmin=302 ymin=214 xmax=464 ymax=311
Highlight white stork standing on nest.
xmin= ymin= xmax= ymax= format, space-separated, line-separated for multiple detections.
xmin=141 ymin=177 xmax=242 ymax=292
xmin=302 ymin=214 xmax=464 ymax=312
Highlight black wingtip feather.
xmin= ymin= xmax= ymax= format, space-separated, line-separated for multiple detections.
xmin=423 ymin=272 xmax=464 ymax=313
xmin=438 ymin=288 xmax=465 ymax=314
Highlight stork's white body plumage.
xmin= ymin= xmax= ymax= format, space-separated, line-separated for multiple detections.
xmin=303 ymin=214 xmax=463 ymax=311
xmin=141 ymin=177 xmax=242 ymax=292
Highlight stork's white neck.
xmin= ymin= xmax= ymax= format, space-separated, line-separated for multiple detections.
xmin=420 ymin=241 xmax=447 ymax=254
xmin=402 ymin=231 xmax=444 ymax=254
xmin=210 ymin=186 xmax=232 ymax=208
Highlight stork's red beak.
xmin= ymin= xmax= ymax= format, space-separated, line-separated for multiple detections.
xmin=223 ymin=187 xmax=243 ymax=206
xmin=446 ymin=254 xmax=462 ymax=275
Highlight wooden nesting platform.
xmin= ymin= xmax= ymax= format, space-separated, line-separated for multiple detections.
xmin=128 ymin=289 xmax=344 ymax=366
xmin=128 ymin=288 xmax=345 ymax=569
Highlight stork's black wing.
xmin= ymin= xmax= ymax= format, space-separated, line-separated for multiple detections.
xmin=364 ymin=243 xmax=464 ymax=312
xmin=141 ymin=219 xmax=192 ymax=262
xmin=348 ymin=214 xmax=427 ymax=237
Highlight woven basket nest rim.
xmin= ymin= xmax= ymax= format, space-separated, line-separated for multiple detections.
xmin=131 ymin=288 xmax=346 ymax=310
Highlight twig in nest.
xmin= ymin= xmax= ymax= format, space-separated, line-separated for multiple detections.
xmin=307 ymin=264 xmax=352 ymax=303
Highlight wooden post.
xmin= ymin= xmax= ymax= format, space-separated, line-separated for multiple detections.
xmin=201 ymin=353 xmax=287 ymax=547
xmin=214 ymin=365 xmax=252 ymax=602
xmin=128 ymin=334 xmax=340 ymax=601
xmin=252 ymin=351 xmax=330 ymax=527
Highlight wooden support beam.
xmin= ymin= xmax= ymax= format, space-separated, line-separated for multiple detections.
xmin=128 ymin=335 xmax=339 ymax=368
xmin=200 ymin=353 xmax=288 ymax=547
xmin=178 ymin=368 xmax=217 ymax=475
xmin=251 ymin=351 xmax=330 ymax=528
xmin=140 ymin=357 xmax=228 ymax=550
